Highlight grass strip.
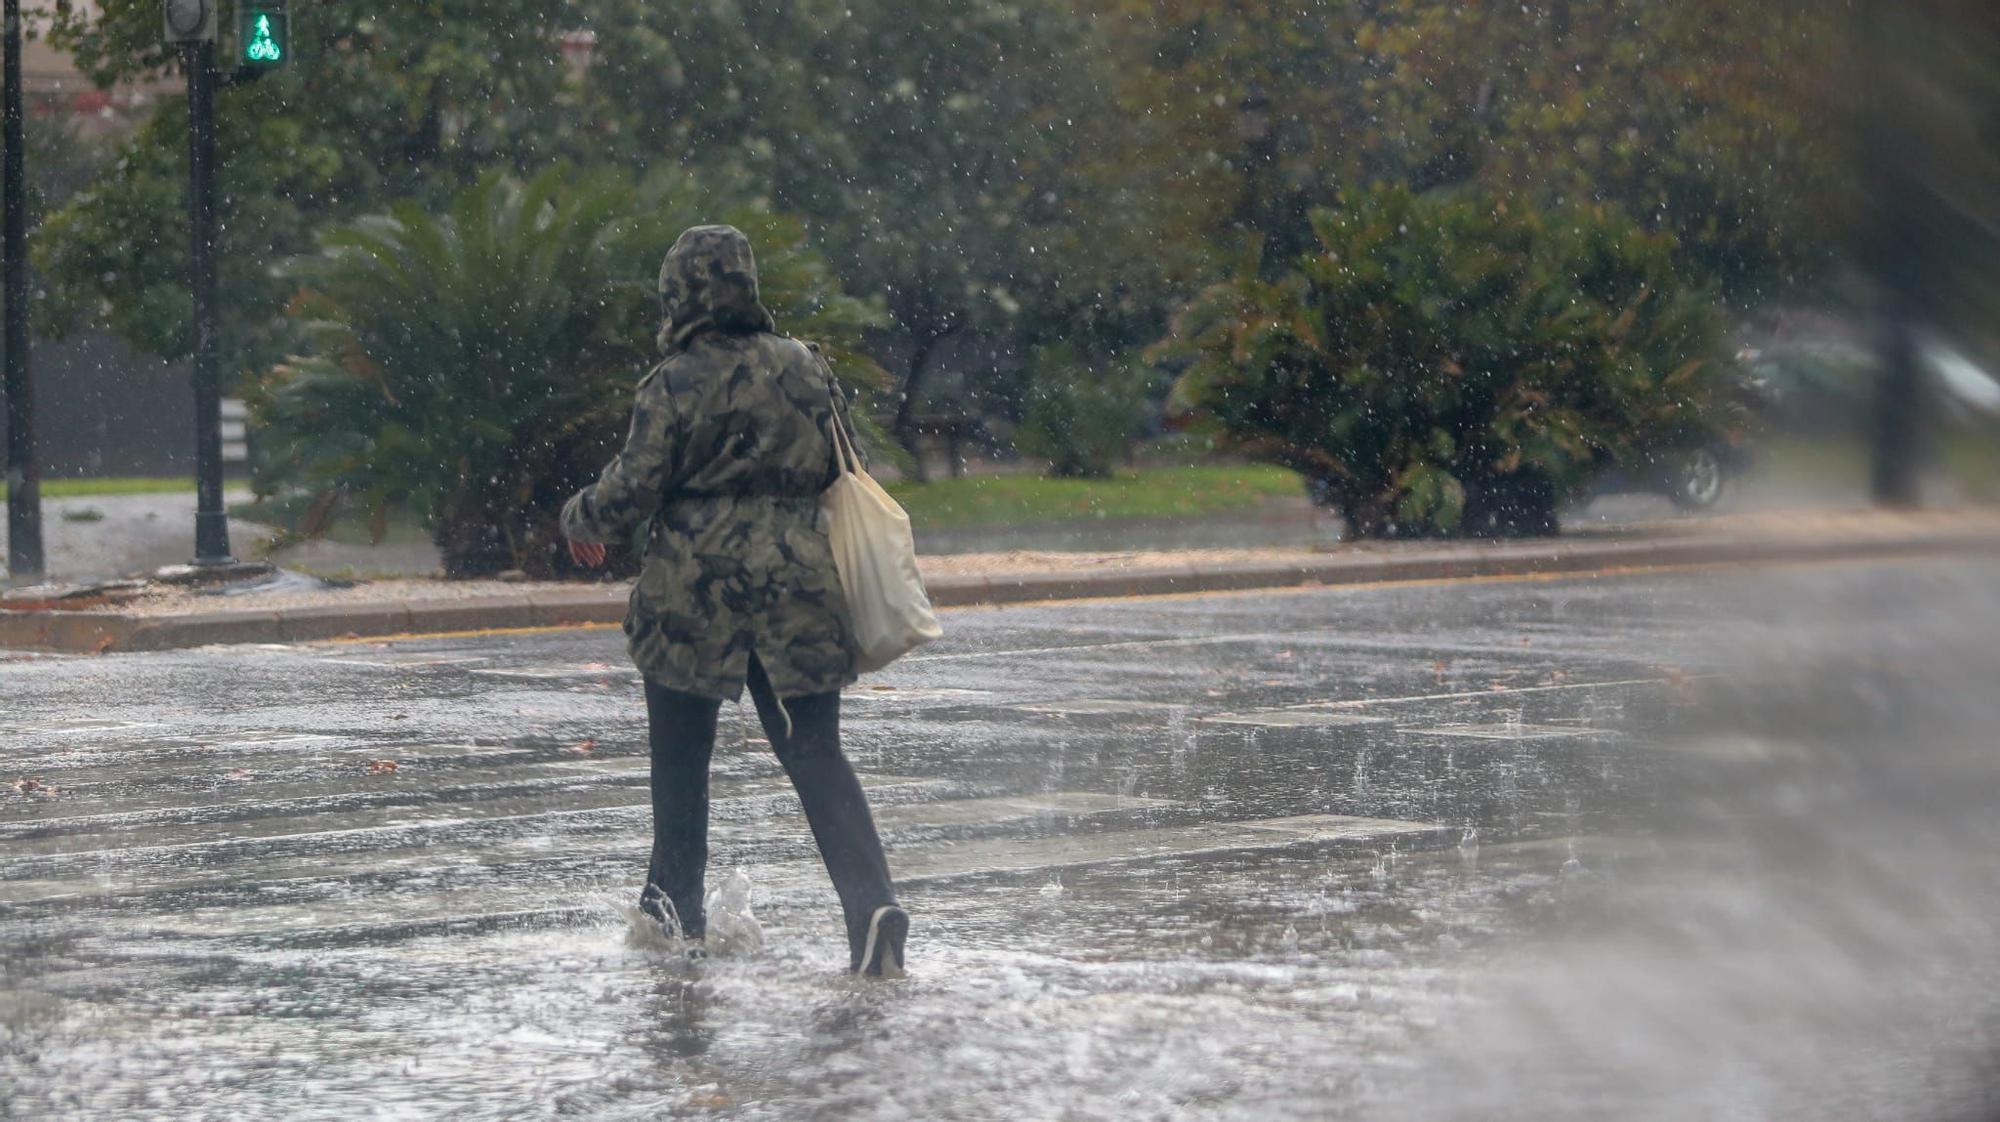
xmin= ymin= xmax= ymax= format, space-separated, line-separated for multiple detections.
xmin=883 ymin=464 xmax=1306 ymax=530
xmin=1 ymin=477 xmax=196 ymax=500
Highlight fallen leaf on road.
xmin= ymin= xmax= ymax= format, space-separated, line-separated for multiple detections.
xmin=365 ymin=759 xmax=398 ymax=774
xmin=568 ymin=739 xmax=597 ymax=754
xmin=1660 ymin=666 xmax=1704 ymax=706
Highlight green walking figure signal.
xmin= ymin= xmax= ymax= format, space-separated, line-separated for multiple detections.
xmin=240 ymin=6 xmax=287 ymax=69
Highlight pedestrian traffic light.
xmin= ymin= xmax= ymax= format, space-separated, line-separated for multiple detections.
xmin=162 ymin=0 xmax=217 ymax=43
xmin=239 ymin=5 xmax=288 ymax=70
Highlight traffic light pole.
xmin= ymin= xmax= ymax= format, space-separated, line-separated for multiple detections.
xmin=182 ymin=37 xmax=233 ymax=565
xmin=3 ymin=0 xmax=44 ymax=582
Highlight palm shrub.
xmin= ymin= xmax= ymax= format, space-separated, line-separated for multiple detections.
xmin=1012 ymin=345 xmax=1152 ymax=479
xmin=1159 ymin=186 xmax=1728 ymax=537
xmin=251 ymin=167 xmax=886 ymax=577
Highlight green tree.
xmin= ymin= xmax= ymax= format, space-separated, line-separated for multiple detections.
xmin=582 ymin=0 xmax=1149 ymax=469
xmin=1160 ymin=186 xmax=1729 ymax=538
xmin=34 ymin=0 xmax=593 ymax=376
xmin=1097 ymin=0 xmax=1844 ymax=305
xmin=252 ymin=167 xmax=886 ymax=577
xmin=1012 ymin=345 xmax=1150 ymax=479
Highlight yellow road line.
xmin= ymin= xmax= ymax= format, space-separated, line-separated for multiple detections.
xmin=323 ymin=621 xmax=621 ymax=645
xmin=959 ymin=552 xmax=1926 ymax=610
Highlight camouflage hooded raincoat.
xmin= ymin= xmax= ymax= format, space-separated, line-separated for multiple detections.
xmin=561 ymin=225 xmax=861 ymax=700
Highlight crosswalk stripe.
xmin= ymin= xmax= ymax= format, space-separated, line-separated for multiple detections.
xmin=0 ymin=792 xmax=1177 ymax=915
xmin=0 ymin=775 xmax=940 ymax=869
xmin=890 ymin=813 xmax=1448 ymax=883
xmin=9 ymin=809 xmax=1447 ymax=943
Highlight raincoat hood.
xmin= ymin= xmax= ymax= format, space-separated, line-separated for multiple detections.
xmin=657 ymin=224 xmax=778 ymax=355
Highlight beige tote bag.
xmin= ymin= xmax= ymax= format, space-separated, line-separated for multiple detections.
xmin=817 ymin=362 xmax=943 ymax=672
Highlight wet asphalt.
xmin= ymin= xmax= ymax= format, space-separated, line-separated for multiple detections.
xmin=3 ymin=559 xmax=1998 ymax=1120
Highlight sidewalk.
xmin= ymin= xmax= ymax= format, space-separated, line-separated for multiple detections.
xmin=4 ymin=509 xmax=1997 ymax=654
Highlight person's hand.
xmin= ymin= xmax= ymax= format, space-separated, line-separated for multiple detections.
xmin=568 ymin=540 xmax=607 ymax=569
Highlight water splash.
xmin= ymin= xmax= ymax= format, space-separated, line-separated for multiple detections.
xmin=1457 ymin=827 xmax=1480 ymax=871
xmin=703 ymin=868 xmax=765 ymax=957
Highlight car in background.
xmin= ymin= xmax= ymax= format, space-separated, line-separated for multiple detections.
xmin=1591 ymin=361 xmax=1774 ymax=511
xmin=1597 ymin=321 xmax=2000 ymax=511
xmin=1634 ymin=432 xmax=1760 ymax=511
xmin=1924 ymin=336 xmax=2000 ymax=423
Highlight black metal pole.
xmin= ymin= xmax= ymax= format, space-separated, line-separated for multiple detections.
xmin=1858 ymin=0 xmax=1929 ymax=509
xmin=183 ymin=37 xmax=232 ymax=564
xmin=1869 ymin=297 xmax=1925 ymax=509
xmin=3 ymin=0 xmax=44 ymax=582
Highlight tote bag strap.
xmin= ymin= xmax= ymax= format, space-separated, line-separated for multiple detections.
xmin=799 ymin=338 xmax=863 ymax=476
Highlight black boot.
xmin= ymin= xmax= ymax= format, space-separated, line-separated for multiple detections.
xmin=853 ymin=904 xmax=909 ymax=977
xmin=639 ymin=881 xmax=707 ymax=958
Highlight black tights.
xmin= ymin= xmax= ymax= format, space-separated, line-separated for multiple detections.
xmin=643 ymin=655 xmax=896 ymax=963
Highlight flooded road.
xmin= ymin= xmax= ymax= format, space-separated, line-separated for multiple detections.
xmin=4 ymin=561 xmax=1997 ymax=1119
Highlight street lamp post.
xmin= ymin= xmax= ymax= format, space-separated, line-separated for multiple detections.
xmin=182 ymin=35 xmax=232 ymax=565
xmin=3 ymin=0 xmax=43 ymax=582
xmin=163 ymin=0 xmax=233 ymax=564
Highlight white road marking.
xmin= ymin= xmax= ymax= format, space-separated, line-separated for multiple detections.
xmin=1402 ymin=723 xmax=1614 ymax=742
xmin=0 ymin=791 xmax=1179 ymax=912
xmin=1200 ymin=711 xmax=1392 ymax=729
xmin=469 ymin=665 xmax=639 ymax=681
xmin=844 ymin=687 xmax=994 ymax=704
xmin=6 ymin=719 xmax=162 ymax=735
xmin=878 ymin=813 xmax=1448 ymax=883
xmin=0 ymin=774 xmax=937 ymax=865
xmin=1288 ymin=676 xmax=1681 ymax=710
xmin=904 ymin=632 xmax=1293 ymax=663
xmin=329 ymin=655 xmax=491 ymax=669
xmin=1012 ymin=699 xmax=1189 ymax=716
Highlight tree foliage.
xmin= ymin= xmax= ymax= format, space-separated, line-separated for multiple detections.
xmin=37 ymin=0 xmax=1154 ymax=443
xmin=1097 ymin=0 xmax=1845 ymax=304
xmin=1012 ymin=345 xmax=1150 ymax=479
xmin=251 ymin=167 xmax=886 ymax=577
xmin=1160 ymin=186 xmax=1729 ymax=538
xmin=581 ymin=0 xmax=1160 ymax=448
xmin=27 ymin=0 xmax=1850 ymax=517
xmin=34 ymin=0 xmax=591 ymax=373
xmin=589 ymin=0 xmax=1103 ymax=329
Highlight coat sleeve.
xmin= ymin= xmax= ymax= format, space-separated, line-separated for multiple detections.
xmin=561 ymin=366 xmax=678 ymax=545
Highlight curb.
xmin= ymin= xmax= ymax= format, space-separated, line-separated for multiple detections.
xmin=5 ymin=527 xmax=1998 ymax=655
